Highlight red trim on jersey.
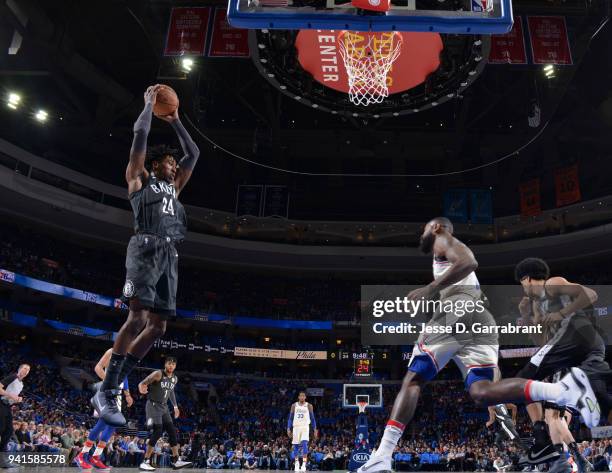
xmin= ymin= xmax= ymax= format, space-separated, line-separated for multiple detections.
xmin=466 ymin=364 xmax=497 ymax=369
xmin=387 ymin=419 xmax=406 ymax=432
xmin=524 ymin=380 xmax=533 ymax=403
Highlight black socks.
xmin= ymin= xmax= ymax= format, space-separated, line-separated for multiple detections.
xmin=101 ymin=352 xmax=125 ymax=391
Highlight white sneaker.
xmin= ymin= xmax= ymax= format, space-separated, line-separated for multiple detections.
xmin=295 ymin=460 xmax=300 ymax=471
xmin=556 ymin=367 xmax=601 ymax=428
xmin=300 ymin=461 xmax=307 ymax=471
xmin=172 ymin=459 xmax=193 ymax=470
xmin=357 ymin=454 xmax=393 ymax=473
xmin=139 ymin=461 xmax=156 ymax=471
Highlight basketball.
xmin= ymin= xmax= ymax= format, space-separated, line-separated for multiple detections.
xmin=154 ymin=85 xmax=179 ymax=116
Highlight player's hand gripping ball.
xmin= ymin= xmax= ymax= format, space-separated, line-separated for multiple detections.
xmin=153 ymin=85 xmax=179 ymax=119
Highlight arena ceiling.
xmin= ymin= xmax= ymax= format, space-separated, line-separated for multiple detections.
xmin=0 ymin=0 xmax=611 ymax=221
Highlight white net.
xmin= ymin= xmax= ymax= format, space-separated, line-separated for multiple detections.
xmin=338 ymin=31 xmax=403 ymax=106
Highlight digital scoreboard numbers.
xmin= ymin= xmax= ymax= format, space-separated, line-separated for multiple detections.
xmin=354 ymin=358 xmax=373 ymax=378
xmin=352 ymin=351 xmax=374 ymax=378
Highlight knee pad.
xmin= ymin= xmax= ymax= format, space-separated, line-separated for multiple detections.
xmin=407 ymin=355 xmax=438 ymax=381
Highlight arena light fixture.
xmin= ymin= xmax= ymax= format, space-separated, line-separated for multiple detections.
xmin=7 ymin=92 xmax=20 ymax=109
xmin=35 ymin=109 xmax=48 ymax=122
xmin=181 ymin=57 xmax=194 ymax=73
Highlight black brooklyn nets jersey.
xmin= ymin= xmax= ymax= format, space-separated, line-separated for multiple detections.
xmin=148 ymin=370 xmax=178 ymax=404
xmin=129 ymin=174 xmax=187 ymax=241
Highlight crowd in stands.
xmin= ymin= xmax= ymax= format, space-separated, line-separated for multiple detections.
xmin=3 ymin=339 xmax=610 ymax=470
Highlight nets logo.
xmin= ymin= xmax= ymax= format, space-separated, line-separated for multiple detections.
xmin=352 ymin=453 xmax=370 ymax=462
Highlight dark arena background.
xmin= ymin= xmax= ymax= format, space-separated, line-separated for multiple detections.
xmin=0 ymin=0 xmax=611 ymax=472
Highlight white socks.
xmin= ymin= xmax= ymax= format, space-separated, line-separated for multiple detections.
xmin=526 ymin=380 xmax=563 ymax=403
xmin=375 ymin=421 xmax=405 ymax=458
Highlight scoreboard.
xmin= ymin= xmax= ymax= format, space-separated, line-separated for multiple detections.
xmin=354 ymin=358 xmax=373 ymax=378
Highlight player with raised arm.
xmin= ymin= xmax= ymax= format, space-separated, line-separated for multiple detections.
xmin=138 ymin=357 xmax=191 ymax=471
xmin=75 ymin=348 xmax=133 ymax=471
xmin=287 ymin=391 xmax=318 ymax=472
xmin=357 ymin=217 xmax=601 ymax=473
xmin=513 ymin=258 xmax=611 ymax=473
xmin=91 ymin=85 xmax=200 ymax=427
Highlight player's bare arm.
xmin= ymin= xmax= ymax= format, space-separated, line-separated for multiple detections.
xmin=94 ymin=348 xmax=113 ymax=380
xmin=124 ymin=388 xmax=134 ymax=407
xmin=169 ymin=387 xmax=180 ymax=418
xmin=138 ymin=370 xmax=162 ymax=395
xmin=408 ymin=235 xmax=477 ymax=300
xmin=507 ymin=403 xmax=518 ymax=423
xmin=543 ymin=277 xmax=598 ymax=324
xmin=126 ymin=85 xmax=161 ymax=195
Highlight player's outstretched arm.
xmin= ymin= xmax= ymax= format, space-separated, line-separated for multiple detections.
xmin=156 ymin=106 xmax=200 ymax=194
xmin=138 ymin=369 xmax=162 ymax=394
xmin=126 ymin=85 xmax=161 ymax=194
xmin=543 ymin=277 xmax=598 ymax=323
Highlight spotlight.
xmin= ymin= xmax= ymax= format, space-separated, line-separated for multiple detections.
xmin=35 ymin=110 xmax=48 ymax=122
xmin=543 ymin=64 xmax=554 ymax=71
xmin=7 ymin=92 xmax=20 ymax=109
xmin=181 ymin=57 xmax=194 ymax=73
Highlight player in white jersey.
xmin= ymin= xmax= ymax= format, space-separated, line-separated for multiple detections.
xmin=357 ymin=217 xmax=601 ymax=473
xmin=287 ymin=391 xmax=318 ymax=471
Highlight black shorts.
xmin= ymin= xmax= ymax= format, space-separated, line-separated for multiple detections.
xmin=516 ymin=314 xmax=609 ymax=381
xmin=145 ymin=400 xmax=174 ymax=427
xmin=517 ymin=314 xmax=611 ymax=416
xmin=122 ymin=233 xmax=178 ymax=318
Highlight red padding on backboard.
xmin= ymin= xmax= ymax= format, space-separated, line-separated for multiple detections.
xmin=351 ymin=0 xmax=390 ymax=13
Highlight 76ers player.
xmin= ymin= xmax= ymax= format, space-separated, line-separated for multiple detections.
xmin=358 ymin=217 xmax=600 ymax=473
xmin=287 ymin=392 xmax=318 ymax=471
xmin=91 ymin=85 xmax=199 ymax=427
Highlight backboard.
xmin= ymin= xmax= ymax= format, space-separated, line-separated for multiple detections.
xmin=343 ymin=383 xmax=383 ymax=408
xmin=228 ymin=0 xmax=513 ymax=33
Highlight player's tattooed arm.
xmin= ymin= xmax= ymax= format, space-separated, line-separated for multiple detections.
xmin=126 ymin=85 xmax=161 ymax=194
xmin=138 ymin=370 xmax=162 ymax=394
xmin=544 ymin=277 xmax=598 ymax=324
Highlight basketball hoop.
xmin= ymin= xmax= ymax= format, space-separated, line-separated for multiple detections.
xmin=338 ymin=30 xmax=403 ymax=107
xmin=357 ymin=400 xmax=368 ymax=413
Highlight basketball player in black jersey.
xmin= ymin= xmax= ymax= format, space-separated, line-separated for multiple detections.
xmin=514 ymin=258 xmax=611 ymax=473
xmin=92 ymin=84 xmax=200 ymax=427
xmin=138 ymin=357 xmax=191 ymax=471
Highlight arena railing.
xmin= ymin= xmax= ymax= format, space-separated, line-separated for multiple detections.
xmin=2 ymin=138 xmax=612 ymax=247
